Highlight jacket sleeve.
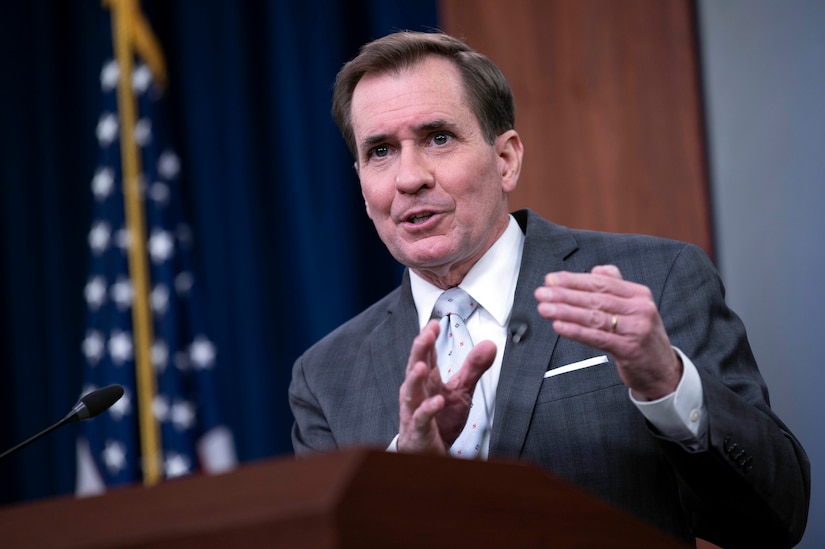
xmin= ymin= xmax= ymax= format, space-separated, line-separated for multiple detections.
xmin=655 ymin=243 xmax=810 ymax=548
xmin=289 ymin=354 xmax=337 ymax=455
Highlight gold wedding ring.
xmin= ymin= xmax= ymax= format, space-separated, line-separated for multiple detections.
xmin=610 ymin=314 xmax=618 ymax=333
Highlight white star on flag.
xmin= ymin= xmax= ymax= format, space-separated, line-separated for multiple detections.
xmin=132 ymin=63 xmax=152 ymax=93
xmin=157 ymin=150 xmax=180 ymax=179
xmin=150 ymin=283 xmax=169 ymax=315
xmin=96 ymin=113 xmax=119 ymax=146
xmin=164 ymin=452 xmax=191 ymax=479
xmin=103 ymin=440 xmax=127 ymax=474
xmin=175 ymin=271 xmax=193 ymax=296
xmin=92 ymin=167 xmax=116 ymax=200
xmin=88 ymin=221 xmax=111 ymax=255
xmin=110 ymin=277 xmax=134 ymax=310
xmin=190 ymin=336 xmax=216 ymax=370
xmin=148 ymin=181 xmax=170 ymax=207
xmin=151 ymin=339 xmax=169 ymax=372
xmin=100 ymin=60 xmax=119 ymax=91
xmin=108 ymin=329 xmax=134 ymax=365
xmin=171 ymin=399 xmax=197 ymax=431
xmin=152 ymin=394 xmax=170 ymax=422
xmin=148 ymin=229 xmax=174 ymax=263
xmin=134 ymin=118 xmax=152 ymax=147
xmin=84 ymin=276 xmax=108 ymax=310
xmin=82 ymin=330 xmax=106 ymax=365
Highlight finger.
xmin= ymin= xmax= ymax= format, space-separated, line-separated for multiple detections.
xmin=543 ymin=269 xmax=637 ymax=298
xmin=400 ymin=361 xmax=430 ymax=417
xmin=406 ymin=320 xmax=440 ymax=374
xmin=535 ymin=284 xmax=627 ymax=315
xmin=399 ymin=393 xmax=447 ymax=454
xmin=551 ymin=316 xmax=619 ymax=350
xmin=550 ymin=300 xmax=663 ymax=360
xmin=591 ymin=264 xmax=622 ymax=279
xmin=538 ymin=301 xmax=621 ymax=333
xmin=411 ymin=394 xmax=445 ymax=432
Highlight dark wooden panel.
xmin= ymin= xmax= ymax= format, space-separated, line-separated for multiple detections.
xmin=0 ymin=450 xmax=689 ymax=548
xmin=440 ymin=0 xmax=713 ymax=256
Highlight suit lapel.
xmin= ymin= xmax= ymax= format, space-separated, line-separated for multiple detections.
xmin=364 ymin=271 xmax=420 ymax=436
xmin=491 ymin=211 xmax=580 ymax=459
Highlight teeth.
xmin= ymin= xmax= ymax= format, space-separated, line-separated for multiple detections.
xmin=408 ymin=213 xmax=432 ymax=224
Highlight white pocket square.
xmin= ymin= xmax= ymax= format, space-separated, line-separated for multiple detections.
xmin=544 ymin=355 xmax=609 ymax=378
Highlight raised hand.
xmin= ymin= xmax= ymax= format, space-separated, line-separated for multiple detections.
xmin=534 ymin=265 xmax=682 ymax=401
xmin=398 ymin=319 xmax=496 ymax=453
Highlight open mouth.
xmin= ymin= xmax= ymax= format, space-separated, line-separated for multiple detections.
xmin=407 ymin=212 xmax=434 ymax=224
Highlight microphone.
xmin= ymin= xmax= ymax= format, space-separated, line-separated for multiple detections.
xmin=508 ymin=315 xmax=530 ymax=344
xmin=65 ymin=384 xmax=125 ymax=423
xmin=0 ymin=384 xmax=124 ymax=460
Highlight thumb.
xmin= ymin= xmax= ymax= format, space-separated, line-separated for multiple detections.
xmin=454 ymin=340 xmax=497 ymax=389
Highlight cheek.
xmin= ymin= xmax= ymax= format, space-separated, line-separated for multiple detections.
xmin=457 ymin=167 xmax=499 ymax=207
xmin=361 ymin=182 xmax=391 ymax=219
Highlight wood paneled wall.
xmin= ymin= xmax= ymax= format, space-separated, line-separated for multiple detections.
xmin=440 ymin=0 xmax=713 ymax=257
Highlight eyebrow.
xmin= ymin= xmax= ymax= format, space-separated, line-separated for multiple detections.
xmin=358 ymin=119 xmax=458 ymax=154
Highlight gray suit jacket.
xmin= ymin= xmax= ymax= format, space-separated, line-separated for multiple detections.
xmin=289 ymin=209 xmax=809 ymax=547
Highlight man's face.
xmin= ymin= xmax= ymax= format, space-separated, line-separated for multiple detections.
xmin=350 ymin=55 xmax=522 ymax=287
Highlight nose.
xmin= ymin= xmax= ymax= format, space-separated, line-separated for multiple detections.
xmin=394 ymin=146 xmax=434 ymax=194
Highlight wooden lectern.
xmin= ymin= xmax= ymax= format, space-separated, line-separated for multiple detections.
xmin=0 ymin=448 xmax=688 ymax=547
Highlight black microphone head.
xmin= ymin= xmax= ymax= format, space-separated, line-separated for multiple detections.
xmin=80 ymin=384 xmax=124 ymax=419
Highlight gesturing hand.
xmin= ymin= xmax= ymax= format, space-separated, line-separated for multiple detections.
xmin=397 ymin=319 xmax=496 ymax=454
xmin=534 ymin=265 xmax=682 ymax=401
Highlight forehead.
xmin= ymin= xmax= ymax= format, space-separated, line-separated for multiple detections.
xmin=350 ymin=56 xmax=477 ymax=143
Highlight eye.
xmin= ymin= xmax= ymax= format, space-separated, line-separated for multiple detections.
xmin=432 ymin=133 xmax=450 ymax=146
xmin=370 ymin=145 xmax=389 ymax=159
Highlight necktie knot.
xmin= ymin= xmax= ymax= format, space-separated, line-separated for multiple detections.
xmin=433 ymin=287 xmax=477 ymax=323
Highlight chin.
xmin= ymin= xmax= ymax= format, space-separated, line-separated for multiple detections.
xmin=401 ymin=251 xmax=456 ymax=273
xmin=388 ymin=236 xmax=461 ymax=269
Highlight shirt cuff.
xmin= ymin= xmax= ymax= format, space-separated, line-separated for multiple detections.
xmin=630 ymin=347 xmax=707 ymax=451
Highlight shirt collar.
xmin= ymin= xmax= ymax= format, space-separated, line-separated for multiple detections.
xmin=410 ymin=215 xmax=525 ymax=329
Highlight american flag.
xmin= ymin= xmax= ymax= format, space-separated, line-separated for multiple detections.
xmin=76 ymin=12 xmax=235 ymax=494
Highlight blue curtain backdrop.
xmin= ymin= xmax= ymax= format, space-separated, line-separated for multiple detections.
xmin=0 ymin=0 xmax=437 ymax=505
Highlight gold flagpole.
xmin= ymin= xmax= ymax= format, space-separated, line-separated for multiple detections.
xmin=103 ymin=0 xmax=165 ymax=486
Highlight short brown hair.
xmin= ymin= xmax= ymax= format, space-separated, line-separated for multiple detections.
xmin=332 ymin=31 xmax=515 ymax=159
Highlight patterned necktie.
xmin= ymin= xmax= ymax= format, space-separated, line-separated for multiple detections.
xmin=433 ymin=287 xmax=486 ymax=458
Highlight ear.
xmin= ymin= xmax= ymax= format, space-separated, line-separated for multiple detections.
xmin=363 ymin=194 xmax=374 ymax=220
xmin=495 ymin=130 xmax=523 ymax=193
xmin=355 ymin=163 xmax=375 ymax=220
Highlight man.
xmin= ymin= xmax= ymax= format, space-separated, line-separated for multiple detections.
xmin=289 ymin=31 xmax=809 ymax=547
